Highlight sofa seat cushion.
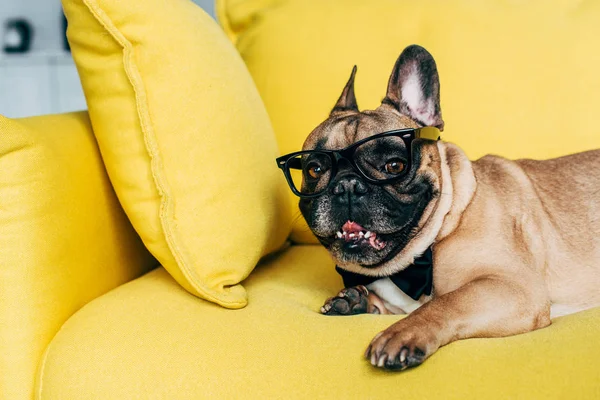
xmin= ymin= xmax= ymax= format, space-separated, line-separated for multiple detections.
xmin=37 ymin=245 xmax=600 ymax=399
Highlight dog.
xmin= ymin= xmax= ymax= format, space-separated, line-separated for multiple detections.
xmin=275 ymin=44 xmax=600 ymax=371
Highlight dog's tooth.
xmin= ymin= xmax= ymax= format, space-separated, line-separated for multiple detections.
xmin=349 ymin=233 xmax=356 ymax=238
xmin=336 ymin=232 xmax=343 ymax=238
xmin=359 ymin=231 xmax=364 ymax=237
xmin=364 ymin=231 xmax=372 ymax=238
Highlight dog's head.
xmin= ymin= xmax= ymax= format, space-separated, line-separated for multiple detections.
xmin=299 ymin=45 xmax=445 ymax=270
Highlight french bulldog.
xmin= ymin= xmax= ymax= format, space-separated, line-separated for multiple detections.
xmin=276 ymin=45 xmax=600 ymax=371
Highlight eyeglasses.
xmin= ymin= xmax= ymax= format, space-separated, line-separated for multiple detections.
xmin=276 ymin=127 xmax=440 ymax=198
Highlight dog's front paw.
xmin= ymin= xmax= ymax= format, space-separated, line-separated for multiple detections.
xmin=320 ymin=286 xmax=369 ymax=315
xmin=365 ymin=323 xmax=439 ymax=371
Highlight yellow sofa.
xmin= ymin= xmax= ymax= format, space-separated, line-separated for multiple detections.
xmin=2 ymin=0 xmax=600 ymax=399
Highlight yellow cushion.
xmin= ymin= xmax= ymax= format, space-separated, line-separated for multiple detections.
xmin=217 ymin=0 xmax=600 ymax=243
xmin=0 ymin=112 xmax=155 ymax=400
xmin=37 ymin=245 xmax=600 ymax=399
xmin=62 ymin=0 xmax=292 ymax=308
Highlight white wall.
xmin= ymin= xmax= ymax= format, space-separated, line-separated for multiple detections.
xmin=0 ymin=0 xmax=216 ymax=118
xmin=0 ymin=0 xmax=64 ymax=53
xmin=0 ymin=0 xmax=215 ymax=53
xmin=193 ymin=0 xmax=215 ymax=18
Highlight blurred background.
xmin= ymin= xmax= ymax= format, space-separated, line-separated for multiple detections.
xmin=0 ymin=0 xmax=215 ymax=118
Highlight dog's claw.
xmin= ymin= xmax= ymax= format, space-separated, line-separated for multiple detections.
xmin=366 ymin=325 xmax=434 ymax=371
xmin=399 ymin=347 xmax=408 ymax=363
xmin=320 ymin=303 xmax=333 ymax=314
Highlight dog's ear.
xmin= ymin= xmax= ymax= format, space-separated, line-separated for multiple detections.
xmin=383 ymin=45 xmax=444 ymax=130
xmin=330 ymin=65 xmax=358 ymax=115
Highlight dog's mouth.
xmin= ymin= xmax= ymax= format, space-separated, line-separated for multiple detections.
xmin=316 ymin=219 xmax=404 ymax=268
xmin=334 ymin=221 xmax=387 ymax=251
xmin=316 ymin=209 xmax=423 ymax=268
xmin=311 ymin=181 xmax=436 ymax=268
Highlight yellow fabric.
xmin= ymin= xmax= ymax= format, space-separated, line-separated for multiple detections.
xmin=0 ymin=112 xmax=155 ymax=400
xmin=62 ymin=0 xmax=292 ymax=308
xmin=217 ymin=0 xmax=600 ymax=244
xmin=37 ymin=245 xmax=600 ymax=399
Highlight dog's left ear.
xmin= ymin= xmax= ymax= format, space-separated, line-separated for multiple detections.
xmin=383 ymin=45 xmax=444 ymax=130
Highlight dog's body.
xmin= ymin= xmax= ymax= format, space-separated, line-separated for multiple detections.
xmin=299 ymin=45 xmax=600 ymax=370
xmin=363 ymin=148 xmax=600 ymax=319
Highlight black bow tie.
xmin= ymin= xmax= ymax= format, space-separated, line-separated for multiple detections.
xmin=335 ymin=246 xmax=433 ymax=301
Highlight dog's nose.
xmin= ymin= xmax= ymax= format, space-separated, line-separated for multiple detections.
xmin=331 ymin=176 xmax=369 ymax=196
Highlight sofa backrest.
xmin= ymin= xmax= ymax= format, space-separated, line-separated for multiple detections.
xmin=217 ymin=0 xmax=600 ymax=243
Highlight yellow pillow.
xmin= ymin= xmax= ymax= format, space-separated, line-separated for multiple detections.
xmin=217 ymin=0 xmax=600 ymax=244
xmin=62 ymin=0 xmax=291 ymax=308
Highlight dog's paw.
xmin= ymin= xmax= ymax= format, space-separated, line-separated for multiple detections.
xmin=320 ymin=286 xmax=369 ymax=315
xmin=365 ymin=324 xmax=438 ymax=371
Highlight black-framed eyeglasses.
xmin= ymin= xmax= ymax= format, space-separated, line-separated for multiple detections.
xmin=276 ymin=127 xmax=440 ymax=198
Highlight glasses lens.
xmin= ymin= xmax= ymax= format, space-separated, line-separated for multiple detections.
xmin=354 ymin=135 xmax=410 ymax=181
xmin=286 ymin=152 xmax=333 ymax=196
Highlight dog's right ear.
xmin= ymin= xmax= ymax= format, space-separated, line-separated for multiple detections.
xmin=330 ymin=66 xmax=358 ymax=116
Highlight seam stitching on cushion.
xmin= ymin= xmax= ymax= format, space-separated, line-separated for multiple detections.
xmin=35 ymin=343 xmax=50 ymax=399
xmin=34 ymin=316 xmax=68 ymax=400
xmin=81 ymin=0 xmax=245 ymax=308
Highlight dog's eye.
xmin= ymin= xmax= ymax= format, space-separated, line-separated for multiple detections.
xmin=307 ymin=164 xmax=324 ymax=179
xmin=384 ymin=159 xmax=406 ymax=175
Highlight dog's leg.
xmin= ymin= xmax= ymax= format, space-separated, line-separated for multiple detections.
xmin=321 ymin=286 xmax=393 ymax=315
xmin=365 ymin=277 xmax=551 ymax=370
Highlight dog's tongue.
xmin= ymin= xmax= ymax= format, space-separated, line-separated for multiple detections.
xmin=342 ymin=221 xmax=365 ymax=234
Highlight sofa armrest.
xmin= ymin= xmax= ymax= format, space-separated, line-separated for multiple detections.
xmin=0 ymin=112 xmax=156 ymax=400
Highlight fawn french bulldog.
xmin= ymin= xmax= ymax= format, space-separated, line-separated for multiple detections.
xmin=276 ymin=45 xmax=600 ymax=371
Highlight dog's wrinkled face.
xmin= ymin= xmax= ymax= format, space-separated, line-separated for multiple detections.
xmin=300 ymin=45 xmax=445 ymax=269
